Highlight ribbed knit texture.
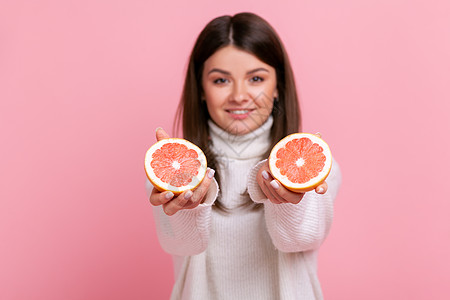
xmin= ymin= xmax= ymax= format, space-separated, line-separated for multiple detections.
xmin=147 ymin=116 xmax=342 ymax=300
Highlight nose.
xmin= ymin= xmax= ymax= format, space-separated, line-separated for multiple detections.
xmin=230 ymin=82 xmax=250 ymax=104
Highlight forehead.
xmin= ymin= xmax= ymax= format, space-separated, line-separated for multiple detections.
xmin=203 ymin=45 xmax=274 ymax=73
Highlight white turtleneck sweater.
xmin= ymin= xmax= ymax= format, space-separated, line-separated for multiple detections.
xmin=146 ymin=117 xmax=342 ymax=300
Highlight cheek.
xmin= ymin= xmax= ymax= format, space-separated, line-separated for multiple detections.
xmin=204 ymin=94 xmax=222 ymax=111
xmin=254 ymin=90 xmax=275 ymax=110
xmin=252 ymin=81 xmax=277 ymax=101
xmin=204 ymin=85 xmax=226 ymax=103
xmin=205 ymin=97 xmax=224 ymax=119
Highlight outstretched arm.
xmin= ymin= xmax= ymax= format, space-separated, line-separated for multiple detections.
xmin=247 ymin=159 xmax=342 ymax=252
xmin=146 ymin=128 xmax=219 ymax=256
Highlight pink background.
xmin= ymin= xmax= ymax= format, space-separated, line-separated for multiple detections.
xmin=1 ymin=0 xmax=449 ymax=299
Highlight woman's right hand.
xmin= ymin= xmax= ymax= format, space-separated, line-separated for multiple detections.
xmin=148 ymin=128 xmax=215 ymax=216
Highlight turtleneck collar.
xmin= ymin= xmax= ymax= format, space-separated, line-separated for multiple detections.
xmin=208 ymin=116 xmax=273 ymax=160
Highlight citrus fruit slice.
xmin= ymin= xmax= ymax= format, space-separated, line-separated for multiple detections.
xmin=144 ymin=138 xmax=207 ymax=195
xmin=269 ymin=133 xmax=332 ymax=192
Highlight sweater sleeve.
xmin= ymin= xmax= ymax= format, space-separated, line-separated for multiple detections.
xmin=145 ymin=177 xmax=219 ymax=256
xmin=247 ymin=159 xmax=342 ymax=253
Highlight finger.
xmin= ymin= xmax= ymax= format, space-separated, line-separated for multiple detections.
xmin=261 ymin=169 xmax=272 ymax=181
xmin=149 ymin=188 xmax=174 ymax=206
xmin=257 ymin=173 xmax=278 ymax=204
xmin=189 ymin=168 xmax=215 ymax=205
xmin=270 ymin=179 xmax=305 ymax=204
xmin=269 ymin=180 xmax=291 ymax=203
xmin=315 ymin=181 xmax=328 ymax=194
xmin=263 ymin=181 xmax=284 ymax=204
xmin=155 ymin=127 xmax=170 ymax=141
xmin=162 ymin=190 xmax=192 ymax=216
xmin=256 ymin=161 xmax=286 ymax=204
xmin=259 ymin=168 xmax=283 ymax=204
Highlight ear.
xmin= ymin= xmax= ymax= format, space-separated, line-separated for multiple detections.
xmin=200 ymin=90 xmax=206 ymax=102
xmin=273 ymin=89 xmax=279 ymax=99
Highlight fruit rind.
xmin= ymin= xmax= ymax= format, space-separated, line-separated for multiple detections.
xmin=269 ymin=133 xmax=332 ymax=193
xmin=144 ymin=138 xmax=207 ymax=195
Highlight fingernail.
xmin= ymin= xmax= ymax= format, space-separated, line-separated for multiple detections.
xmin=262 ymin=170 xmax=270 ymax=180
xmin=184 ymin=190 xmax=193 ymax=200
xmin=317 ymin=187 xmax=324 ymax=194
xmin=165 ymin=191 xmax=174 ymax=199
xmin=207 ymin=168 xmax=215 ymax=179
xmin=270 ymin=180 xmax=280 ymax=189
xmin=155 ymin=127 xmax=163 ymax=132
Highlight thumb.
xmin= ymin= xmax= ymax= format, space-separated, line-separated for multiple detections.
xmin=155 ymin=127 xmax=170 ymax=141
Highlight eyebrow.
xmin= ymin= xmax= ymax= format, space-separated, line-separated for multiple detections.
xmin=207 ymin=67 xmax=270 ymax=75
xmin=207 ymin=68 xmax=230 ymax=75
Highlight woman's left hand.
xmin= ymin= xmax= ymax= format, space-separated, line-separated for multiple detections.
xmin=256 ymin=160 xmax=328 ymax=204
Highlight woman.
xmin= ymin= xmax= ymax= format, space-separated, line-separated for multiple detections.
xmin=147 ymin=12 xmax=342 ymax=299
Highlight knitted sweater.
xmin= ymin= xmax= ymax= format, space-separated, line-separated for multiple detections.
xmin=146 ymin=117 xmax=342 ymax=300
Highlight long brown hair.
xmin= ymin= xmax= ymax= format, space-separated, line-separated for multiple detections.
xmin=174 ymin=12 xmax=301 ymax=209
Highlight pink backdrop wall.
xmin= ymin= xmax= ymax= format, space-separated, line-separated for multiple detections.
xmin=1 ymin=0 xmax=449 ymax=299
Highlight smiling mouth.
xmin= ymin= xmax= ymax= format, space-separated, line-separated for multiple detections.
xmin=226 ymin=109 xmax=254 ymax=115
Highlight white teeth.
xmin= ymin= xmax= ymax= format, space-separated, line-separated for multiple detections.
xmin=229 ymin=110 xmax=249 ymax=115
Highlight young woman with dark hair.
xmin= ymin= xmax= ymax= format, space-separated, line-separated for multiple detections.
xmin=147 ymin=12 xmax=342 ymax=300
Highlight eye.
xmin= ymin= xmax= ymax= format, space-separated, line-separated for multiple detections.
xmin=250 ymin=76 xmax=264 ymax=82
xmin=213 ymin=78 xmax=228 ymax=84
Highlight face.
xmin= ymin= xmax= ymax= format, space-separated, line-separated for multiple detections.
xmin=201 ymin=45 xmax=278 ymax=135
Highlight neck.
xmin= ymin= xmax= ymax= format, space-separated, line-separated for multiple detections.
xmin=208 ymin=116 xmax=273 ymax=160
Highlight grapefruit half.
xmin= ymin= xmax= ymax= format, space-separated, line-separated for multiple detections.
xmin=144 ymin=138 xmax=207 ymax=195
xmin=269 ymin=133 xmax=332 ymax=192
